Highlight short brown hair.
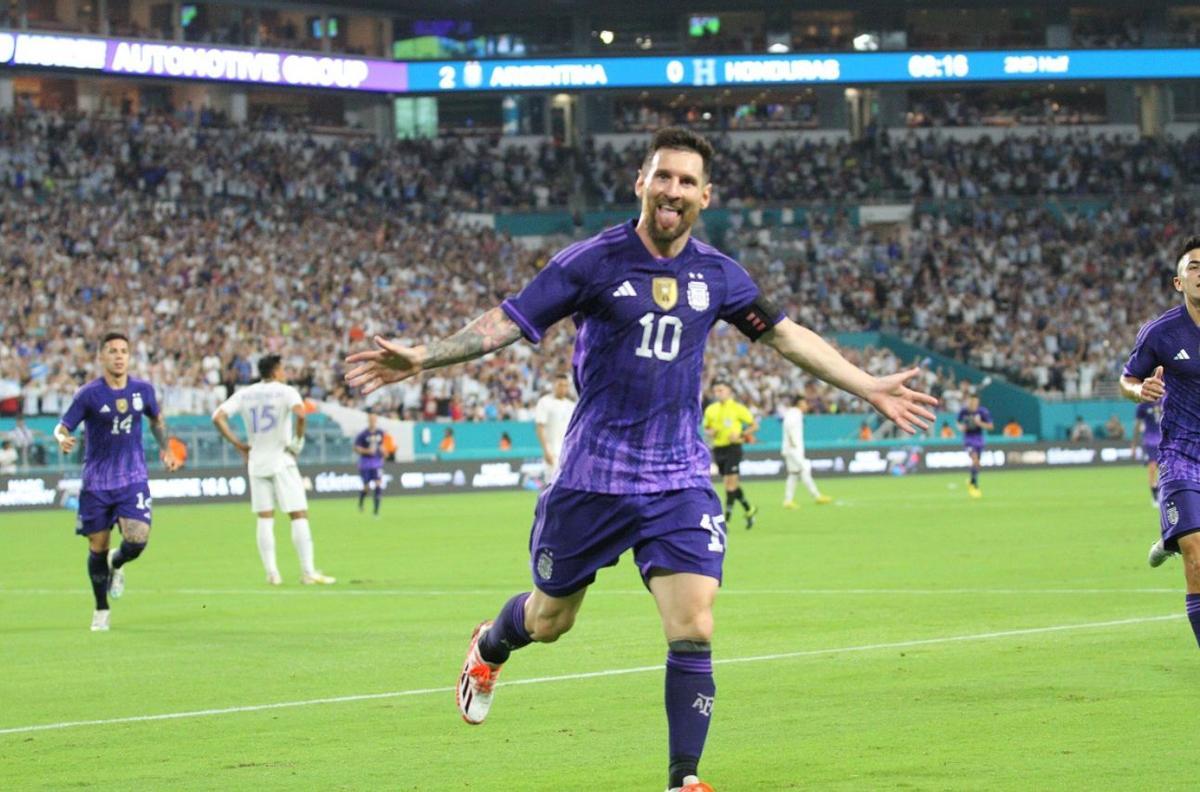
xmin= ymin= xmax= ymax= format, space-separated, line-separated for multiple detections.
xmin=643 ymin=127 xmax=714 ymax=180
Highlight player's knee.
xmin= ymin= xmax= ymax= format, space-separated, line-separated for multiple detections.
xmin=669 ymin=613 xmax=714 ymax=644
xmin=529 ymin=609 xmax=576 ymax=642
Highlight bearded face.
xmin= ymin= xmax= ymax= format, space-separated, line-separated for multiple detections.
xmin=635 ymin=148 xmax=711 ymax=253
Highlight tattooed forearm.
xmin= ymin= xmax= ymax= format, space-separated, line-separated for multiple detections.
xmin=150 ymin=414 xmax=169 ymax=449
xmin=422 ymin=307 xmax=523 ymax=369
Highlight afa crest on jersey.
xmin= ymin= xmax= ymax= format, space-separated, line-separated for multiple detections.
xmin=132 ymin=392 xmax=144 ymax=412
xmin=115 ymin=398 xmax=129 ymax=414
xmin=652 ymin=277 xmax=678 ymax=311
xmin=687 ymin=280 xmax=710 ymax=311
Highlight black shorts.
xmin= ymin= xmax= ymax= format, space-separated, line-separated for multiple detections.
xmin=713 ymin=444 xmax=744 ymax=476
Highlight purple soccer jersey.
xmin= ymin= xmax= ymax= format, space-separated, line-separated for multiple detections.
xmin=957 ymin=406 xmax=992 ymax=447
xmin=1136 ymin=399 xmax=1164 ymax=453
xmin=355 ymin=428 xmax=385 ymax=471
xmin=502 ymin=221 xmax=781 ymax=494
xmin=61 ymin=377 xmax=160 ymax=491
xmin=1124 ymin=305 xmax=1200 ymax=492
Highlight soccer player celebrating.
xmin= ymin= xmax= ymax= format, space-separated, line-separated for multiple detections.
xmin=1123 ymin=235 xmax=1200 ymax=647
xmin=781 ymin=394 xmax=833 ymax=508
xmin=53 ymin=332 xmax=181 ymax=632
xmin=957 ymin=393 xmax=993 ymax=498
xmin=345 ymin=128 xmax=936 ymax=792
xmin=1133 ymin=398 xmax=1163 ymax=507
xmin=212 ymin=355 xmax=335 ymax=586
xmin=354 ymin=412 xmax=387 ymax=517
xmin=703 ymin=380 xmax=759 ymax=529
xmin=535 ymin=373 xmax=577 ymax=483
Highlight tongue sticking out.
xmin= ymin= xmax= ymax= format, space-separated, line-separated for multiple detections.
xmin=656 ymin=206 xmax=681 ymax=230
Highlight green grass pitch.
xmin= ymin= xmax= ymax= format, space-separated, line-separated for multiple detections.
xmin=1 ymin=467 xmax=1194 ymax=790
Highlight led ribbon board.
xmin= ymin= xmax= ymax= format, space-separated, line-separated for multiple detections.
xmin=2 ymin=30 xmax=1199 ymax=93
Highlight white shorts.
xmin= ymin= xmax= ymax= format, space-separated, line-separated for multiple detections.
xmin=783 ymin=452 xmax=810 ymax=475
xmin=250 ymin=464 xmax=308 ymax=513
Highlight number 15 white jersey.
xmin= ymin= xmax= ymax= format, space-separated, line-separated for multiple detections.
xmin=216 ymin=381 xmax=303 ymax=476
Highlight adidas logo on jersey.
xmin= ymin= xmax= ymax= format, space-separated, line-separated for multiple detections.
xmin=99 ymin=405 xmax=112 ymax=413
xmin=612 ymin=280 xmax=637 ymax=298
xmin=1176 ymin=348 xmax=1191 ymax=361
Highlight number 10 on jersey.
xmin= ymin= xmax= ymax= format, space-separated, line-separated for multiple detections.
xmin=635 ymin=312 xmax=682 ymax=361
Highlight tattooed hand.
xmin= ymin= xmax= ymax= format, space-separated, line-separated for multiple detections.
xmin=344 ymin=338 xmax=426 ymax=395
xmin=344 ymin=307 xmax=522 ymax=395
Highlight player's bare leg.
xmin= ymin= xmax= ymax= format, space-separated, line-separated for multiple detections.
xmin=649 ymin=571 xmax=718 ymax=791
xmin=256 ymin=509 xmax=282 ymax=584
xmin=86 ymin=529 xmax=113 ymax=630
xmin=458 ymin=587 xmax=586 ymax=724
xmin=291 ymin=509 xmax=335 ymax=584
xmin=1178 ymin=532 xmax=1200 ymax=647
xmin=108 ymin=517 xmax=151 ymax=600
xmin=1149 ymin=461 xmax=1160 ymax=507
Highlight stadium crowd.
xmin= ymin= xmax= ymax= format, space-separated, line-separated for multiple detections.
xmin=0 ymin=109 xmax=1193 ymax=425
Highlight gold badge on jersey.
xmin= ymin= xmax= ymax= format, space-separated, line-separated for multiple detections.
xmin=652 ymin=277 xmax=678 ymax=311
xmin=115 ymin=398 xmax=129 ymax=414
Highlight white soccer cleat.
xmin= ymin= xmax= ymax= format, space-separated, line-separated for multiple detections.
xmin=667 ymin=776 xmax=715 ymax=792
xmin=90 ymin=609 xmax=110 ymax=632
xmin=301 ymin=571 xmax=337 ymax=585
xmin=107 ymin=549 xmax=125 ymax=599
xmin=1148 ymin=540 xmax=1176 ymax=568
xmin=457 ymin=621 xmax=503 ymax=725
xmin=266 ymin=571 xmax=283 ymax=586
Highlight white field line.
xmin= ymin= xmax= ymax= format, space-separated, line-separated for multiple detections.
xmin=0 ymin=587 xmax=1185 ymax=597
xmin=0 ymin=613 xmax=1181 ymax=737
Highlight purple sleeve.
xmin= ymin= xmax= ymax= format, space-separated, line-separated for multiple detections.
xmin=61 ymin=388 xmax=88 ymax=432
xmin=354 ymin=430 xmax=367 ymax=447
xmin=980 ymin=407 xmax=993 ymax=423
xmin=956 ymin=409 xmax=967 ymax=423
xmin=1123 ymin=321 xmax=1159 ymax=379
xmin=144 ymin=385 xmax=161 ymax=419
xmin=501 ymin=249 xmax=591 ymax=344
xmin=717 ymin=259 xmax=762 ymax=321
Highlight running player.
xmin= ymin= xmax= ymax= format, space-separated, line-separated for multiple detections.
xmin=957 ymin=394 xmax=993 ymax=498
xmin=781 ymin=394 xmax=832 ymax=508
xmin=1133 ymin=398 xmax=1163 ymax=507
xmin=213 ymin=354 xmax=335 ymax=586
xmin=53 ymin=332 xmax=181 ymax=631
xmin=354 ymin=412 xmax=387 ymax=517
xmin=534 ymin=373 xmax=576 ymax=483
xmin=1122 ymin=234 xmax=1200 ymax=648
xmin=345 ymin=128 xmax=936 ymax=791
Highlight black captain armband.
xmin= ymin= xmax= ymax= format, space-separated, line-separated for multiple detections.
xmin=731 ymin=295 xmax=783 ymax=341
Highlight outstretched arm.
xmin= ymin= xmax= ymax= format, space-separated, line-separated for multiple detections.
xmin=762 ymin=318 xmax=937 ymax=434
xmin=345 ymin=307 xmax=523 ymax=395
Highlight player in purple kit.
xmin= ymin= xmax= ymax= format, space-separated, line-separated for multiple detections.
xmin=1133 ymin=399 xmax=1163 ymax=507
xmin=1122 ymin=234 xmax=1200 ymax=648
xmin=52 ymin=332 xmax=180 ymax=632
xmin=957 ymin=394 xmax=993 ymax=499
xmin=354 ymin=412 xmax=386 ymax=517
xmin=345 ymin=128 xmax=937 ymax=792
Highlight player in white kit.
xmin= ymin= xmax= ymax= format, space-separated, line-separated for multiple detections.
xmin=212 ymin=354 xmax=335 ymax=585
xmin=534 ymin=373 xmax=577 ymax=482
xmin=781 ymin=394 xmax=832 ymax=508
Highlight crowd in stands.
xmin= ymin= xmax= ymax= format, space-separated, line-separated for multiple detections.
xmin=582 ymin=127 xmax=1200 ymax=207
xmin=1 ymin=109 xmax=1195 ymax=431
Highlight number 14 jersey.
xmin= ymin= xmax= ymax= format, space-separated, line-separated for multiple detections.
xmin=61 ymin=377 xmax=161 ymax=491
xmin=502 ymin=220 xmax=782 ymax=494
